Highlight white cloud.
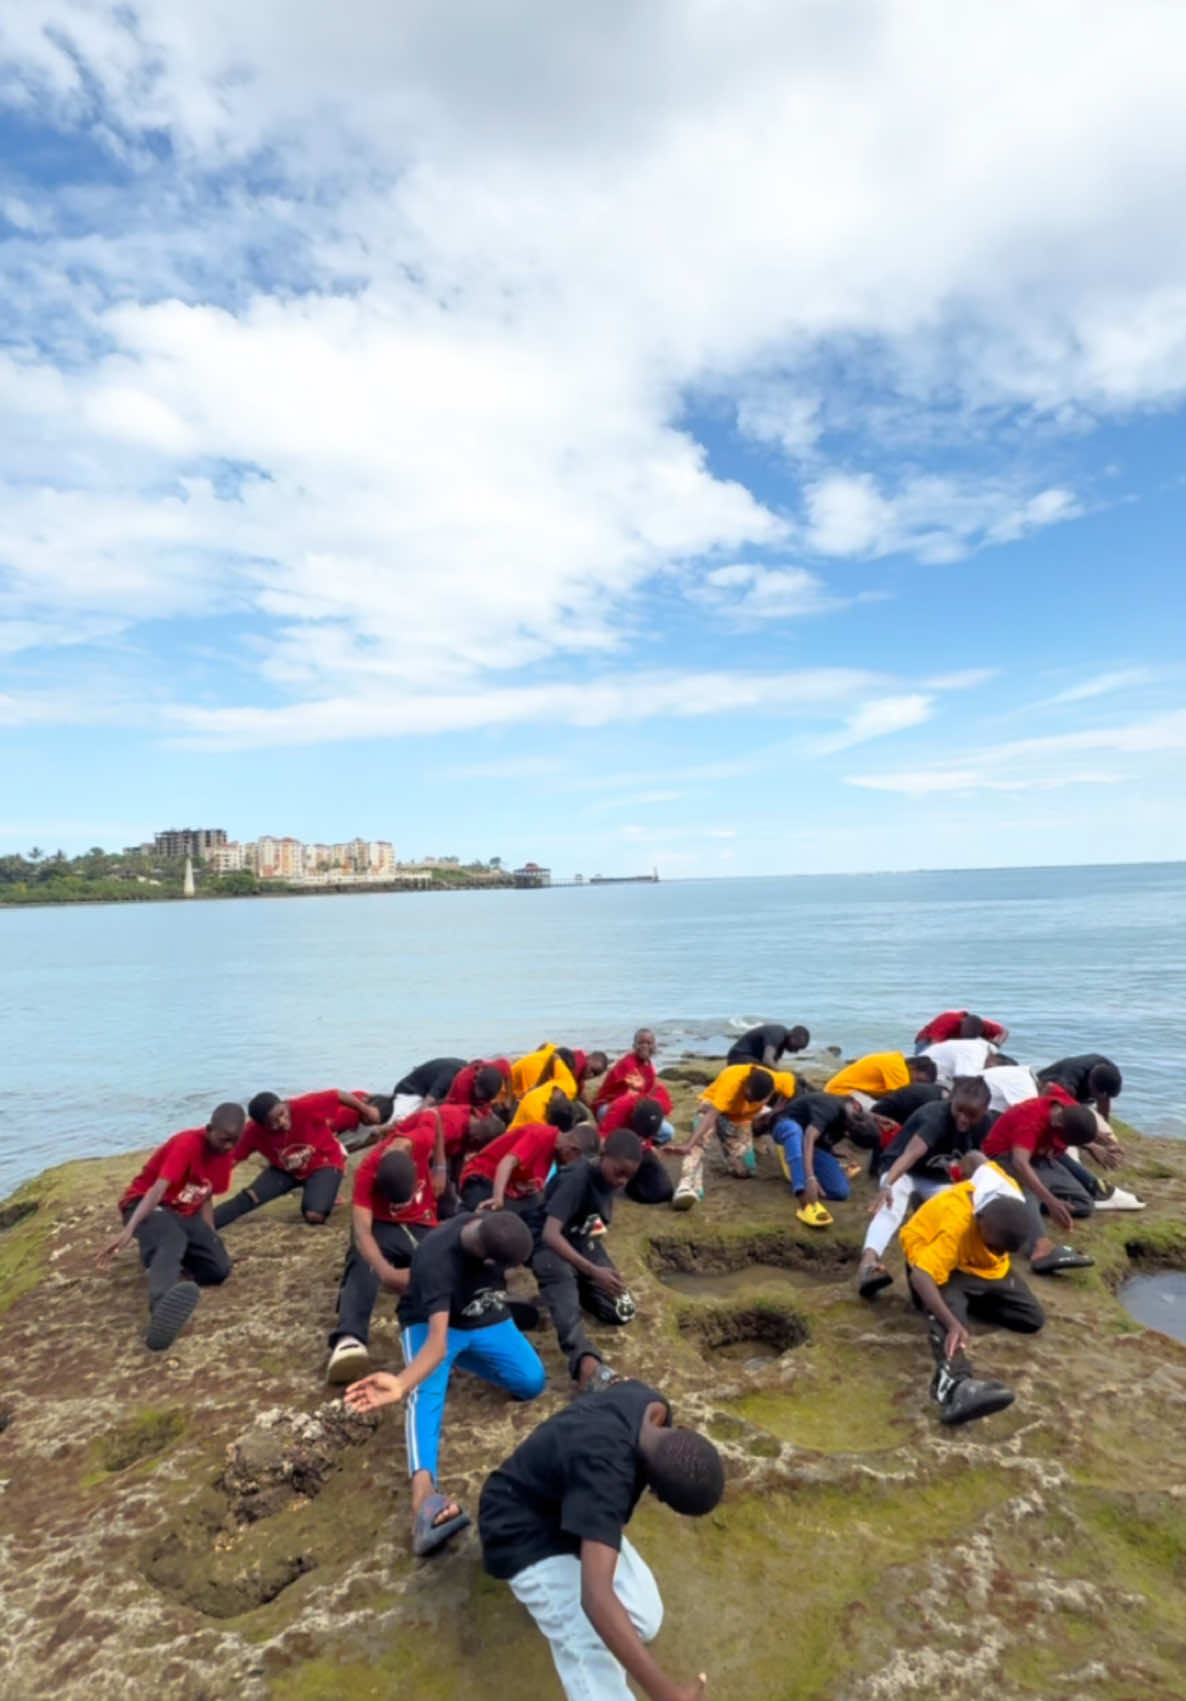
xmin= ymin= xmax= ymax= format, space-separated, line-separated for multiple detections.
xmin=1037 ymin=669 xmax=1155 ymax=707
xmin=0 ymin=0 xmax=1185 ymax=740
xmin=924 ymin=669 xmax=998 ymax=691
xmin=695 ymin=562 xmax=846 ymax=623
xmin=815 ymin=693 xmax=933 ymax=754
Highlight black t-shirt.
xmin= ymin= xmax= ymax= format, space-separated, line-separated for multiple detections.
xmin=394 ymin=1057 xmax=466 ymax=1099
xmin=396 ymin=1213 xmax=511 ymax=1332
xmin=779 ymin=1091 xmax=849 ymax=1149
xmin=478 ymin=1379 xmax=669 ymax=1580
xmin=726 ymin=1023 xmax=789 ymax=1064
xmin=872 ymin=1083 xmax=945 ymax=1124
xmin=544 ymin=1157 xmax=616 ymax=1242
xmin=1035 ymin=1054 xmax=1113 ymax=1101
xmin=877 ymin=1099 xmax=993 ymax=1175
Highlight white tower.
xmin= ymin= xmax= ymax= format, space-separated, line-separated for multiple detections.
xmin=183 ymin=855 xmax=195 ymax=898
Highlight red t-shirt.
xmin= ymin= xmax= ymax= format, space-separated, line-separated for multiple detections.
xmin=460 ymin=1122 xmax=558 ymax=1197
xmin=982 ymin=1085 xmax=1075 ymax=1161
xmin=232 ymin=1089 xmax=348 ymax=1181
xmin=118 ymin=1127 xmax=235 ymax=1217
xmin=332 ymin=1089 xmax=372 ymax=1132
xmin=445 ymin=1058 xmax=512 ymax=1107
xmin=915 ymin=1010 xmax=1006 ymax=1045
xmin=353 ymin=1127 xmax=438 ymax=1226
xmin=396 ymin=1103 xmax=474 ymax=1158
xmin=594 ymin=1053 xmax=658 ymax=1110
xmin=598 ymin=1089 xmax=671 ymax=1145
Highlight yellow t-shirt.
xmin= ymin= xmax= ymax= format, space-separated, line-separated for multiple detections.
xmin=824 ymin=1052 xmax=908 ymax=1098
xmin=899 ymin=1164 xmax=1019 ymax=1285
xmin=700 ymin=1063 xmax=775 ymax=1123
xmin=769 ymin=1069 xmax=797 ymax=1101
xmin=511 ymin=1045 xmax=578 ymax=1102
xmin=509 ymin=1081 xmax=571 ymax=1132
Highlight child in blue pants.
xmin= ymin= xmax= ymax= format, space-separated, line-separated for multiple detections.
xmin=344 ymin=1211 xmax=546 ymax=1555
xmin=762 ymin=1090 xmax=868 ymax=1227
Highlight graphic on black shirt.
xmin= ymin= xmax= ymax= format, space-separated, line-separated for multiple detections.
xmin=544 ymin=1158 xmax=616 ymax=1243
xmin=397 ymin=1213 xmax=511 ymax=1331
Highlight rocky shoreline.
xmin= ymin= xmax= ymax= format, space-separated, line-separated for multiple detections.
xmin=2 ymin=1060 xmax=1186 ymax=1700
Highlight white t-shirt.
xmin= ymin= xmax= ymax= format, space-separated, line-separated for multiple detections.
xmin=979 ymin=1065 xmax=1040 ymax=1115
xmin=921 ymin=1037 xmax=994 ymax=1087
xmin=971 ymin=1159 xmax=1023 ymax=1212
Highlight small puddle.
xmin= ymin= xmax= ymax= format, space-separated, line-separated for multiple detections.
xmin=660 ymin=1265 xmax=806 ymax=1300
xmin=1119 ymin=1272 xmax=1186 ymax=1345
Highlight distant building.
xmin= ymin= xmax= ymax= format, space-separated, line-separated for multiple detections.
xmin=512 ymin=862 xmax=551 ymax=888
xmin=153 ymin=827 xmax=227 ymax=862
xmin=209 ymin=843 xmax=245 ymax=874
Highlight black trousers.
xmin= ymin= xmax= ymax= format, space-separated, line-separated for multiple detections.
xmin=459 ymin=1176 xmax=548 ymax=1238
xmin=214 ymin=1163 xmax=343 ymax=1228
xmin=918 ymin=1266 xmax=1045 ymax=1379
xmin=330 ymin=1220 xmax=433 ymax=1346
xmin=1035 ymin=1155 xmax=1098 ymax=1214
xmin=532 ymin=1239 xmax=632 ymax=1379
xmin=124 ymin=1206 xmax=231 ymax=1310
xmin=625 ymin=1149 xmax=674 ymax=1205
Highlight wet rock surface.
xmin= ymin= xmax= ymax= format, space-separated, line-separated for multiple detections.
xmin=2 ymin=1059 xmax=1186 ymax=1698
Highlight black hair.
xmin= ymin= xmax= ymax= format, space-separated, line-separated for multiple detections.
xmin=375 ymin=1149 xmax=417 ymax=1205
xmin=569 ymin=1099 xmax=592 ymax=1125
xmin=471 ymin=1112 xmax=506 ymax=1145
xmin=748 ymin=1067 xmax=774 ymax=1100
xmin=1061 ymin=1103 xmax=1100 ymax=1144
xmin=629 ymin=1097 xmax=664 ymax=1142
xmin=473 ymin=1066 xmax=504 ymax=1104
xmin=603 ymin=1128 xmax=643 ymax=1163
xmin=958 ymin=1014 xmax=986 ymax=1039
xmin=585 ymin=1050 xmax=609 ymax=1073
xmin=633 ymin=1027 xmax=655 ymax=1045
xmin=788 ymin=1026 xmax=810 ymax=1049
xmin=845 ymin=1110 xmax=882 ymax=1150
xmin=554 ymin=1046 xmax=577 ymax=1073
xmin=365 ymin=1093 xmax=395 ymax=1124
xmin=546 ymin=1098 xmax=576 ymax=1132
xmin=1088 ymin=1062 xmax=1122 ymax=1098
xmin=476 ymin=1211 xmax=534 ymax=1266
xmin=908 ymin=1057 xmax=939 ymax=1082
xmin=248 ymin=1091 xmax=282 ymax=1126
xmin=950 ymin=1075 xmax=991 ymax=1105
xmin=563 ymin=1123 xmax=599 ymax=1155
xmin=209 ymin=1101 xmax=246 ymax=1133
xmin=646 ymin=1429 xmax=725 ymax=1516
xmin=977 ymin=1196 xmax=1032 ymax=1253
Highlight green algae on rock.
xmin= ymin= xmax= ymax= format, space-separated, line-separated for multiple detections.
xmin=3 ymin=1076 xmax=1186 ymax=1698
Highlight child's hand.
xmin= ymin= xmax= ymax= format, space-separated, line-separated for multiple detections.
xmin=96 ymin=1232 xmax=130 ymax=1270
xmin=344 ymin=1372 xmax=404 ymax=1412
xmin=870 ymin=1187 xmax=893 ymax=1217
xmin=361 ymin=1103 xmax=383 ymax=1125
xmin=945 ymin=1322 xmax=969 ymax=1360
xmin=591 ymin=1266 xmax=627 ymax=1297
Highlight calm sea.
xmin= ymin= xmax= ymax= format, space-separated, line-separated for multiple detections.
xmin=2 ymin=862 xmax=1184 ymax=1198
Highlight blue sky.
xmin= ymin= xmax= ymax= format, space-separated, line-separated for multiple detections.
xmin=1 ymin=1 xmax=1185 ymax=876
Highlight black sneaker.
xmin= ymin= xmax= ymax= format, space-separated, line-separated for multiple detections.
xmin=145 ymin=1280 xmax=200 ymax=1352
xmin=939 ymin=1376 xmax=1015 ymax=1427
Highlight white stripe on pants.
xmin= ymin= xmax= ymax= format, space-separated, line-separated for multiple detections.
xmin=864 ymin=1173 xmax=951 ymax=1259
xmin=508 ymin=1536 xmax=663 ymax=1700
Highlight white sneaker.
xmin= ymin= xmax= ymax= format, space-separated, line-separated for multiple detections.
xmin=672 ymin=1184 xmax=701 ymax=1212
xmin=1094 ymin=1187 xmax=1147 ymax=1211
xmin=326 ymin=1336 xmax=371 ymax=1383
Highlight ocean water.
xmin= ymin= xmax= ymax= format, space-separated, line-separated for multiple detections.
xmin=1 ymin=861 xmax=1184 ymax=1199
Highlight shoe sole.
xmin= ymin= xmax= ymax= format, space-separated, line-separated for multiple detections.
xmin=940 ymin=1388 xmax=1015 ymax=1426
xmin=145 ymin=1281 xmax=200 ymax=1352
xmin=326 ymin=1343 xmax=372 ymax=1384
xmin=672 ymin=1192 xmax=697 ymax=1212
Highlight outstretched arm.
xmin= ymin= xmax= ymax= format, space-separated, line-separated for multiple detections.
xmin=907 ymin=1267 xmax=968 ymax=1360
xmin=581 ymin=1540 xmax=706 ymax=1701
xmin=345 ymin=1310 xmax=449 ymax=1410
xmin=97 ymin=1177 xmax=168 ymax=1267
xmin=1009 ymin=1146 xmax=1073 ymax=1232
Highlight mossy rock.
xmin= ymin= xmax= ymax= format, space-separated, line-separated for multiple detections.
xmin=3 ymin=1061 xmax=1186 ymax=1698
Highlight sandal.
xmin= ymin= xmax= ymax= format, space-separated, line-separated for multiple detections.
xmin=796 ymin=1201 xmax=833 ymax=1228
xmin=412 ymin=1493 xmax=471 ymax=1557
xmin=858 ymin=1263 xmax=893 ymax=1299
xmin=1031 ymin=1246 xmax=1094 ymax=1275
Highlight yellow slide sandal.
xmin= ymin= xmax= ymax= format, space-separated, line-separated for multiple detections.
xmin=796 ymin=1201 xmax=833 ymax=1228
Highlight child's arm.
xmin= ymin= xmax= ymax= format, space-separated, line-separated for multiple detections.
xmin=541 ymin=1216 xmax=626 ymax=1296
xmin=352 ymin=1206 xmax=411 ymax=1291
xmin=482 ymin=1150 xmax=521 ymax=1212
xmin=96 ymin=1178 xmax=168 ymax=1267
xmin=430 ymin=1111 xmax=448 ymax=1197
xmin=872 ymin=1134 xmax=930 ymax=1209
xmin=581 ymin=1540 xmax=706 ymax=1701
xmin=344 ymin=1310 xmax=449 ymax=1411
xmin=1008 ymin=1145 xmax=1073 ymax=1231
xmin=907 ymin=1266 xmax=968 ymax=1360
xmin=338 ymin=1090 xmax=382 ymax=1125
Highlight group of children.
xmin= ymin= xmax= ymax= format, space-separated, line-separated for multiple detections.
xmin=96 ymin=1016 xmax=1139 ymax=1700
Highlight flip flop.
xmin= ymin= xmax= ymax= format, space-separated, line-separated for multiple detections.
xmin=1031 ymin=1246 xmax=1094 ymax=1275
xmin=796 ymin=1202 xmax=833 ymax=1228
xmin=858 ymin=1264 xmax=893 ymax=1299
xmin=412 ymin=1493 xmax=471 ymax=1557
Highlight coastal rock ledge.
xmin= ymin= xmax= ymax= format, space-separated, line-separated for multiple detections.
xmin=3 ymin=1067 xmax=1186 ymax=1701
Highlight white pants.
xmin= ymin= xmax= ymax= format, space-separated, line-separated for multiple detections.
xmin=864 ymin=1173 xmax=951 ymax=1259
xmin=391 ymin=1093 xmax=423 ymax=1122
xmin=509 ymin=1535 xmax=663 ymax=1700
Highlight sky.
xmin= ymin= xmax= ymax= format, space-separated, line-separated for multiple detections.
xmin=1 ymin=1 xmax=1185 ymax=879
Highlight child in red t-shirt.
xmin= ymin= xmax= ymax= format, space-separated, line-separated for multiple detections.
xmin=98 ymin=1102 xmax=245 ymax=1352
xmin=215 ymin=1088 xmax=383 ymax=1231
xmin=458 ymin=1110 xmax=598 ymax=1216
xmin=597 ymin=1093 xmax=676 ymax=1206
